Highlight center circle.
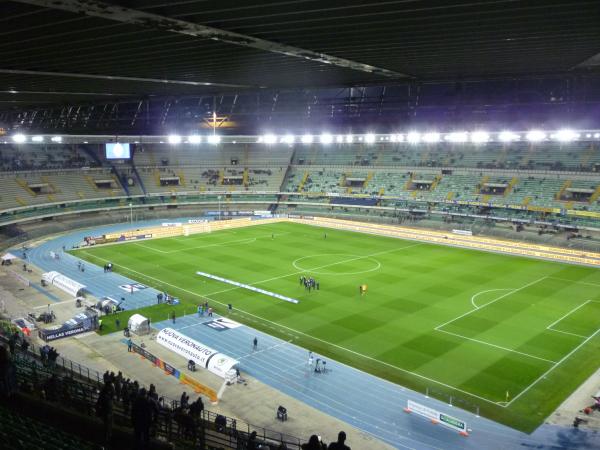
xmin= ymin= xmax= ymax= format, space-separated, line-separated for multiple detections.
xmin=292 ymin=253 xmax=381 ymax=275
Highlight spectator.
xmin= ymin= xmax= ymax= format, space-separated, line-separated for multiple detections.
xmin=180 ymin=391 xmax=189 ymax=409
xmin=132 ymin=388 xmax=152 ymax=449
xmin=328 ymin=431 xmax=350 ymax=450
xmin=302 ymin=435 xmax=326 ymax=450
xmin=96 ymin=381 xmax=114 ymax=445
xmin=247 ymin=430 xmax=259 ymax=450
xmin=0 ymin=344 xmax=17 ymax=399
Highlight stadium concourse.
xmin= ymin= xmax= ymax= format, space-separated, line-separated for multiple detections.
xmin=11 ymin=217 xmax=599 ymax=450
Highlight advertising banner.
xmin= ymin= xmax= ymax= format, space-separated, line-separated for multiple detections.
xmin=156 ymin=328 xmax=239 ymax=379
xmin=405 ymin=400 xmax=468 ymax=435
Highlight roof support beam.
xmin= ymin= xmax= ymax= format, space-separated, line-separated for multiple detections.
xmin=12 ymin=0 xmax=410 ymax=79
xmin=0 ymin=69 xmax=255 ymax=89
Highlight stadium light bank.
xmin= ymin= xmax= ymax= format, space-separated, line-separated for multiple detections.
xmin=6 ymin=130 xmax=600 ymax=145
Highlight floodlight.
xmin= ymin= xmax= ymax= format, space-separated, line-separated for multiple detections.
xmin=320 ymin=133 xmax=333 ymax=145
xmin=423 ymin=132 xmax=441 ymax=143
xmin=207 ymin=135 xmax=221 ymax=145
xmin=470 ymin=131 xmax=490 ymax=144
xmin=336 ymin=135 xmax=344 ymax=143
xmin=395 ymin=134 xmax=405 ymax=142
xmin=12 ymin=133 xmax=26 ymax=144
xmin=554 ymin=129 xmax=579 ymax=142
xmin=31 ymin=135 xmax=44 ymax=143
xmin=167 ymin=134 xmax=181 ymax=144
xmin=526 ymin=130 xmax=546 ymax=142
xmin=594 ymin=133 xmax=600 ymax=139
xmin=364 ymin=133 xmax=376 ymax=144
xmin=188 ymin=135 xmax=202 ymax=144
xmin=345 ymin=134 xmax=354 ymax=144
xmin=50 ymin=136 xmax=62 ymax=143
xmin=263 ymin=134 xmax=277 ymax=145
xmin=406 ymin=132 xmax=421 ymax=144
xmin=498 ymin=131 xmax=519 ymax=143
xmin=445 ymin=132 xmax=468 ymax=143
xmin=281 ymin=134 xmax=295 ymax=144
xmin=301 ymin=134 xmax=314 ymax=144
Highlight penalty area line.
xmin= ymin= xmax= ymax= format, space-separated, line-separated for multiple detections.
xmin=506 ymin=326 xmax=600 ymax=407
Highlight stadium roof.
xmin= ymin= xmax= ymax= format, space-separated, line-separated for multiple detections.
xmin=2 ymin=0 xmax=600 ymax=111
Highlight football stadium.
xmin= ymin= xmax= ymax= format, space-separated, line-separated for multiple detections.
xmin=0 ymin=2 xmax=600 ymax=450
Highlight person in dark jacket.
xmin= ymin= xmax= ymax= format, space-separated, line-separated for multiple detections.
xmin=132 ymin=388 xmax=152 ymax=449
xmin=328 ymin=431 xmax=350 ymax=450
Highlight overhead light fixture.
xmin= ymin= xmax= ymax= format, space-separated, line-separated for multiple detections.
xmin=50 ymin=136 xmax=62 ymax=143
xmin=167 ymin=134 xmax=181 ymax=144
xmin=526 ymin=130 xmax=546 ymax=142
xmin=594 ymin=133 xmax=600 ymax=139
xmin=301 ymin=134 xmax=314 ymax=144
xmin=364 ymin=133 xmax=376 ymax=144
xmin=263 ymin=134 xmax=277 ymax=145
xmin=406 ymin=132 xmax=421 ymax=144
xmin=498 ymin=131 xmax=519 ymax=143
xmin=554 ymin=129 xmax=579 ymax=142
xmin=281 ymin=134 xmax=295 ymax=144
xmin=12 ymin=133 xmax=26 ymax=144
xmin=31 ymin=135 xmax=44 ymax=143
xmin=207 ymin=135 xmax=221 ymax=145
xmin=470 ymin=131 xmax=490 ymax=144
xmin=188 ymin=135 xmax=202 ymax=144
xmin=336 ymin=135 xmax=344 ymax=143
xmin=445 ymin=132 xmax=468 ymax=143
xmin=345 ymin=134 xmax=354 ymax=144
xmin=319 ymin=133 xmax=333 ymax=145
xmin=422 ymin=132 xmax=441 ymax=143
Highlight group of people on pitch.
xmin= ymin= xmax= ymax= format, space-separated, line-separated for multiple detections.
xmin=300 ymin=276 xmax=320 ymax=291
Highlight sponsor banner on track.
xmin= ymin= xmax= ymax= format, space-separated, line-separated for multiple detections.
xmin=202 ymin=318 xmax=242 ymax=332
xmin=119 ymin=283 xmax=148 ymax=293
xmin=405 ymin=400 xmax=468 ymax=435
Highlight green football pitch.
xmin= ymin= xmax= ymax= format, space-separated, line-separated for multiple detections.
xmin=74 ymin=221 xmax=600 ymax=432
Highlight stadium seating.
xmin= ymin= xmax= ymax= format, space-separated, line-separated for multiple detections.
xmin=0 ymin=404 xmax=96 ymax=450
xmin=1 ymin=141 xmax=600 ymax=227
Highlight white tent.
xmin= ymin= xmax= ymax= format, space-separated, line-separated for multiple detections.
xmin=128 ymin=314 xmax=150 ymax=335
xmin=42 ymin=271 xmax=86 ymax=296
xmin=1 ymin=253 xmax=17 ymax=262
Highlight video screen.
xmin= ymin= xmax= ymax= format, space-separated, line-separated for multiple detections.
xmin=105 ymin=143 xmax=131 ymax=159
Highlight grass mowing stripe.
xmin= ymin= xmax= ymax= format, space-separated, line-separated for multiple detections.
xmin=435 ymin=276 xmax=548 ymax=330
xmin=434 ymin=328 xmax=558 ymax=364
xmin=506 ymin=326 xmax=600 ymax=407
xmin=74 ymin=221 xmax=600 ymax=432
xmin=79 ymin=249 xmax=505 ymax=407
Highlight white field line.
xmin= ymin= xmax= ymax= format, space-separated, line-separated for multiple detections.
xmin=133 ymin=233 xmax=291 ymax=254
xmin=80 ymin=244 xmax=506 ymax=407
xmin=199 ymin=242 xmax=422 ymax=298
xmin=435 ymin=329 xmax=557 ymax=364
xmin=547 ymin=328 xmax=588 ymax=339
xmin=435 ymin=276 xmax=548 ymax=331
xmin=546 ymin=300 xmax=591 ymax=331
xmin=506 ymin=326 xmax=600 ymax=407
xmin=548 ymin=276 xmax=600 ymax=289
xmin=470 ymin=288 xmax=514 ymax=309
